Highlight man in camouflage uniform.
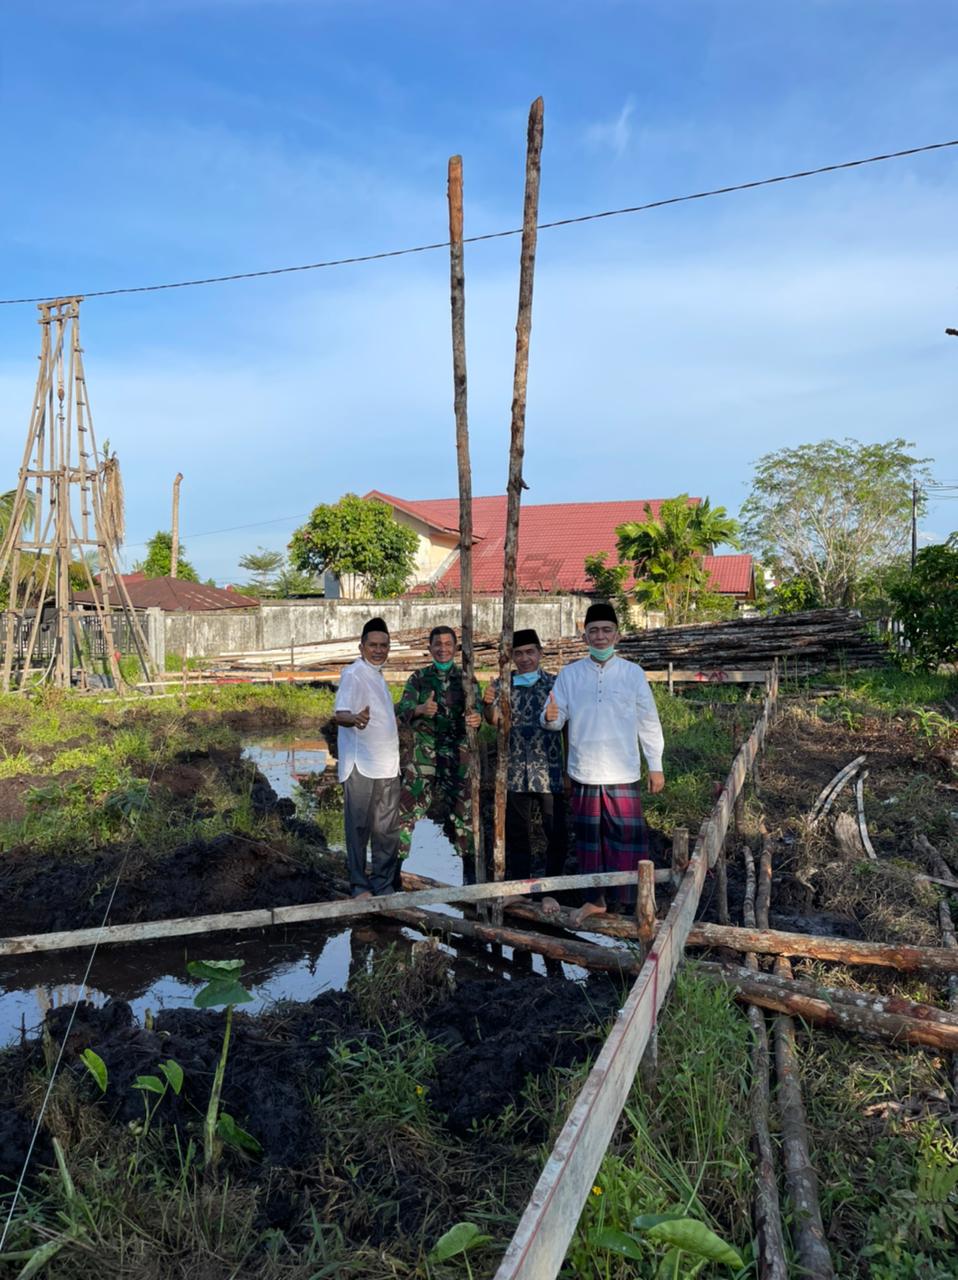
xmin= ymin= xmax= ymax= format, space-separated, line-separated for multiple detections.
xmin=396 ymin=625 xmax=482 ymax=873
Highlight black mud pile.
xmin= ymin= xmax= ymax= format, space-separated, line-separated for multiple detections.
xmin=426 ymin=975 xmax=622 ymax=1132
xmin=0 ymin=830 xmax=338 ymax=937
xmin=0 ymin=973 xmax=621 ymax=1195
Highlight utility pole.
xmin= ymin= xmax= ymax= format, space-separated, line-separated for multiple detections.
xmin=911 ymin=477 xmax=918 ymax=570
xmin=171 ymin=472 xmax=183 ymax=579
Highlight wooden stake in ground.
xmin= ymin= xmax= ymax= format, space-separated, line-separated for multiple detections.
xmin=741 ymin=846 xmax=788 ymax=1280
xmin=772 ymin=893 xmax=834 ymax=1277
xmin=170 ymin=472 xmax=183 ymax=580
xmin=492 ymin=96 xmax=544 ymax=922
xmin=447 ymin=154 xmax=484 ymax=887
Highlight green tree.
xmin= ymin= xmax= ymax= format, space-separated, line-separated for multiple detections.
xmin=886 ymin=536 xmax=958 ymax=670
xmin=138 ymin=531 xmax=199 ymax=582
xmin=741 ymin=438 xmax=930 ymax=608
xmin=290 ymin=494 xmax=418 ymax=598
xmin=0 ymin=488 xmax=35 ymax=542
xmin=238 ymin=546 xmax=284 ymax=597
xmin=616 ymin=495 xmax=740 ymax=626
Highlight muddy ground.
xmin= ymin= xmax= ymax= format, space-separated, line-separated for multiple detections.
xmin=0 ymin=966 xmax=623 ymax=1239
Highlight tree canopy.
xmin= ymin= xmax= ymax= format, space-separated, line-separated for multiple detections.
xmin=616 ymin=495 xmax=740 ymax=626
xmin=289 ymin=494 xmax=419 ymax=598
xmin=137 ymin=531 xmax=199 ymax=582
xmin=887 ymin=536 xmax=958 ymax=671
xmin=740 ymin=438 xmax=929 ymax=608
xmin=238 ymin=547 xmax=285 ymax=596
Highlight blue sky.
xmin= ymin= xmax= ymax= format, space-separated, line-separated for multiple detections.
xmin=1 ymin=1 xmax=956 ymax=583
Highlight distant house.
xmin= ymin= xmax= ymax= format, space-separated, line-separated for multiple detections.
xmin=77 ymin=574 xmax=260 ymax=612
xmin=366 ymin=490 xmax=755 ymax=602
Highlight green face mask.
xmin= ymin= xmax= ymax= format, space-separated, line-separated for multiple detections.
xmin=433 ymin=659 xmax=454 ymax=673
xmin=588 ymin=645 xmax=615 ymax=663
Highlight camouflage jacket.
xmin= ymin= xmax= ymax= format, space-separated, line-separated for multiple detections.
xmin=396 ymin=663 xmax=482 ymax=775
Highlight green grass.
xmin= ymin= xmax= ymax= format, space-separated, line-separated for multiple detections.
xmin=0 ymin=683 xmax=336 ymax=856
xmin=799 ymin=1030 xmax=958 ymax=1278
xmin=562 ymin=967 xmax=753 ymax=1279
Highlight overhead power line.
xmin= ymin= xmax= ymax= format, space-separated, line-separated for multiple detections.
xmin=1 ymin=137 xmax=956 ymax=307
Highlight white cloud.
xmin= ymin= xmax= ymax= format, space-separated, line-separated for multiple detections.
xmin=585 ymin=96 xmax=636 ymax=156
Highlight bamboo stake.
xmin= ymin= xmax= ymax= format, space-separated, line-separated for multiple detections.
xmin=741 ymin=847 xmax=787 ymax=1280
xmin=855 ymin=771 xmax=877 ymax=860
xmin=715 ymin=846 xmax=730 ymax=924
xmin=492 ymin=96 xmax=544 ymax=927
xmin=940 ymin=900 xmax=958 ymax=1137
xmin=448 ymin=152 xmax=484 ymax=890
xmin=670 ymin=826 xmax=689 ymax=888
xmin=809 ymin=755 xmax=866 ymax=826
xmin=772 ymin=945 xmax=834 ymax=1278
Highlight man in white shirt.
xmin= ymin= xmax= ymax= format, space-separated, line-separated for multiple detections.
xmin=333 ymin=617 xmax=401 ymax=898
xmin=542 ymin=602 xmax=665 ymax=926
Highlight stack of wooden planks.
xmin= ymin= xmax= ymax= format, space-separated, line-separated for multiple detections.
xmin=210 ymin=608 xmax=885 ymax=681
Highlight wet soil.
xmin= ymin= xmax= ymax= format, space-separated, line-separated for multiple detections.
xmin=0 ymin=971 xmax=622 ymax=1222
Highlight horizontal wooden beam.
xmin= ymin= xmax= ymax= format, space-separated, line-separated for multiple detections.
xmin=0 ymin=869 xmax=668 ymax=958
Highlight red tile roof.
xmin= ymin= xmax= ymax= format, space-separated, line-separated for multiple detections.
xmin=371 ymin=491 xmax=699 ymax=594
xmin=77 ymin=576 xmax=260 ymax=612
xmin=702 ymin=554 xmax=755 ymax=596
xmin=370 ymin=491 xmax=752 ymax=598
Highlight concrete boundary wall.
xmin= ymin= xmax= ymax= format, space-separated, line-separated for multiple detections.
xmin=163 ymin=596 xmax=591 ymax=658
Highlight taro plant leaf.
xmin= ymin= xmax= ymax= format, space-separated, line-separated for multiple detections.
xmin=133 ymin=1074 xmax=165 ymax=1095
xmin=590 ymin=1228 xmax=646 ymax=1262
xmin=632 ymin=1213 xmax=687 ymax=1230
xmin=216 ymin=1111 xmax=262 ymax=1155
xmin=428 ymin=1221 xmax=494 ymax=1262
xmin=80 ymin=1048 xmax=108 ymax=1094
xmin=644 ymin=1219 xmax=743 ymax=1268
xmin=159 ymin=1059 xmax=184 ymax=1095
xmin=188 ymin=959 xmax=253 ymax=1009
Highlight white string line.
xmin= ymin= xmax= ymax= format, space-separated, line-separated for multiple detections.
xmin=0 ymin=716 xmax=184 ymax=1252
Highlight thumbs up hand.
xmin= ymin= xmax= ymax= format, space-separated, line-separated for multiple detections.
xmin=354 ymin=705 xmax=371 ymax=730
xmin=544 ymin=691 xmax=559 ymax=723
xmin=416 ymin=690 xmax=439 ymax=720
xmin=482 ymin=682 xmax=497 ymax=706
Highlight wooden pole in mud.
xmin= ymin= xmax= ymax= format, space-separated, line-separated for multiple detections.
xmin=742 ymin=847 xmax=788 ymax=1280
xmin=492 ymin=96 xmax=544 ymax=926
xmin=448 ymin=153 xmax=484 ymax=889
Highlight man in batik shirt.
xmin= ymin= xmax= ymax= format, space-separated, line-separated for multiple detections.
xmin=396 ymin=625 xmax=482 ymax=875
xmin=482 ymin=627 xmax=565 ymax=881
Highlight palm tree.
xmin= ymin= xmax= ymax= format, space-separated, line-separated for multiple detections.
xmin=0 ymin=487 xmax=35 ymax=544
xmin=616 ymin=495 xmax=740 ymax=625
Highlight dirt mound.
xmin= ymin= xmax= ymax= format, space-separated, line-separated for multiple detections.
xmin=0 ymin=826 xmax=336 ymax=937
xmin=426 ymin=974 xmax=622 ymax=1132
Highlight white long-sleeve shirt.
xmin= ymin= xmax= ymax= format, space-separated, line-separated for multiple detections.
xmin=334 ymin=658 xmax=400 ymax=782
xmin=540 ymin=654 xmax=664 ymax=785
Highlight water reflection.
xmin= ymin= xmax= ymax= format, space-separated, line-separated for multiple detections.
xmin=0 ymin=734 xmax=578 ymax=1048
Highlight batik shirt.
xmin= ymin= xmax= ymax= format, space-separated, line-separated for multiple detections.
xmin=396 ymin=663 xmax=481 ymax=778
xmin=490 ymin=670 xmax=564 ymax=795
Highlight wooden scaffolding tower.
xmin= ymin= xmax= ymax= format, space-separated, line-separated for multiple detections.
xmin=0 ymin=297 xmax=156 ymax=691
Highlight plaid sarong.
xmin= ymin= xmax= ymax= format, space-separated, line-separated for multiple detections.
xmin=570 ymin=781 xmax=648 ymax=905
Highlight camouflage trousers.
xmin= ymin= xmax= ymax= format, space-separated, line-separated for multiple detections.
xmin=397 ymin=760 xmax=474 ymax=861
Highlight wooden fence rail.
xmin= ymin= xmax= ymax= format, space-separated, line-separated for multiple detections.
xmin=492 ymin=663 xmax=779 ymax=1280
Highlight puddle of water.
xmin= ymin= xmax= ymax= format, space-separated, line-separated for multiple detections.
xmin=0 ymin=736 xmax=583 ymax=1048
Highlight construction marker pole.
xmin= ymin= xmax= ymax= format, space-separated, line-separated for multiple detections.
xmin=493 ymin=96 xmax=544 ymax=926
xmin=448 ymin=153 xmax=485 ymax=892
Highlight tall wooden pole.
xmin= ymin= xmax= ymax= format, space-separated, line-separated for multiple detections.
xmin=493 ymin=96 xmax=544 ymax=922
xmin=171 ymin=472 xmax=184 ymax=580
xmin=448 ymin=155 xmax=485 ymax=886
